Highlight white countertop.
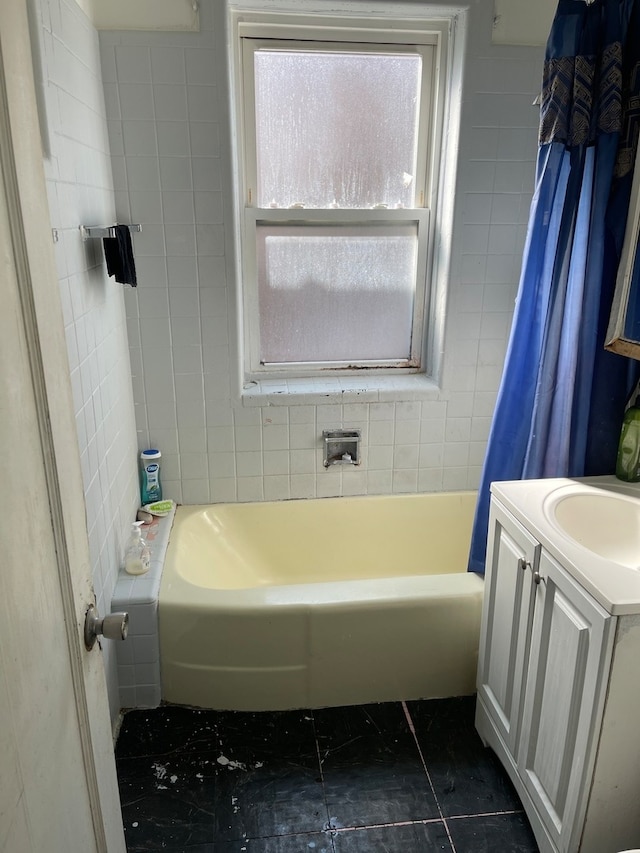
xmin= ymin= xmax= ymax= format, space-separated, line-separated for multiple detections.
xmin=491 ymin=475 xmax=640 ymax=616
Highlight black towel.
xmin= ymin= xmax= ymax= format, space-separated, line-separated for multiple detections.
xmin=103 ymin=225 xmax=137 ymax=287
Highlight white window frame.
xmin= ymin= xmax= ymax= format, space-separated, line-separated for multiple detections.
xmin=230 ymin=9 xmax=452 ymax=384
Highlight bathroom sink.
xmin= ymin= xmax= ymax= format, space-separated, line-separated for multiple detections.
xmin=544 ymin=488 xmax=640 ymax=570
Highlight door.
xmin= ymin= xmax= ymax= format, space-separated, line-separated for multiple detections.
xmin=517 ymin=551 xmax=613 ymax=853
xmin=0 ymin=1 xmax=125 ymax=851
xmin=476 ymin=501 xmax=539 ymax=754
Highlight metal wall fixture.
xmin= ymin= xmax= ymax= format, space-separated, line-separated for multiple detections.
xmin=322 ymin=429 xmax=361 ymax=467
xmin=80 ymin=224 xmax=142 ymax=240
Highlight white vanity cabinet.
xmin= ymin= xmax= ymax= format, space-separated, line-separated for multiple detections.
xmin=476 ymin=485 xmax=640 ymax=853
xmin=476 ymin=501 xmax=540 ymax=755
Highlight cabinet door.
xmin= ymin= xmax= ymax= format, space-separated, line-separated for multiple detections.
xmin=517 ymin=551 xmax=613 ymax=853
xmin=476 ymin=501 xmax=540 ymax=754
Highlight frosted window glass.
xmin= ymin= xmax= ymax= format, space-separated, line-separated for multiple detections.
xmin=254 ymin=51 xmax=422 ymax=209
xmin=257 ymin=224 xmax=418 ymax=363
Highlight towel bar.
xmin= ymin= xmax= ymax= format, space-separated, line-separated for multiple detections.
xmin=80 ymin=224 xmax=142 ymax=240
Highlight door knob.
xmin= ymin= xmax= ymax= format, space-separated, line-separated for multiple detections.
xmin=84 ymin=603 xmax=129 ymax=650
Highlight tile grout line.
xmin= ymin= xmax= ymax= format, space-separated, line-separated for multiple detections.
xmin=330 ymin=817 xmax=453 ymax=833
xmin=446 ymin=808 xmax=525 ymax=821
xmin=242 ymin=811 xmax=528 ymax=846
xmin=402 ymin=700 xmax=458 ymax=853
xmin=310 ymin=710 xmax=338 ymax=852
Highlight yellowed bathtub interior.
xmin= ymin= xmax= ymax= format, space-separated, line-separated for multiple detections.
xmin=159 ymin=491 xmax=484 ymax=711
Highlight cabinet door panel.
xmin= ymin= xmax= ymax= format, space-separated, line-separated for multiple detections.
xmin=477 ymin=503 xmax=539 ymax=752
xmin=518 ymin=551 xmax=611 ymax=853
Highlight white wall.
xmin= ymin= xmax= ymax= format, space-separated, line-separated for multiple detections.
xmin=492 ymin=0 xmax=557 ymax=46
xmin=100 ymin=0 xmax=543 ymax=505
xmin=35 ymin=0 xmax=139 ymax=721
xmin=85 ymin=0 xmax=199 ymax=31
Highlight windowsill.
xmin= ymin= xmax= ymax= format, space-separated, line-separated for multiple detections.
xmin=241 ymin=373 xmax=440 ymax=406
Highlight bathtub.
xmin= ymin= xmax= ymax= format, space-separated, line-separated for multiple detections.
xmin=159 ymin=491 xmax=484 ymax=711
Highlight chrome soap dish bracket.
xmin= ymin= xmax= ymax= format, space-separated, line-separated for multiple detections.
xmin=323 ymin=429 xmax=361 ymax=467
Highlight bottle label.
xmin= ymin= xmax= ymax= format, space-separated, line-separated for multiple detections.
xmin=143 ymin=462 xmax=160 ymax=499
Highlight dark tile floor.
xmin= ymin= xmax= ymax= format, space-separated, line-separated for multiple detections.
xmin=115 ymin=696 xmax=539 ymax=852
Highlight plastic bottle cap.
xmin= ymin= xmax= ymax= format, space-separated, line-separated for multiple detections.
xmin=141 ymin=449 xmax=161 ymax=458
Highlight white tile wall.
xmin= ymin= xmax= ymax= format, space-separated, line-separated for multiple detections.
xmin=37 ymin=0 xmax=139 ymax=722
xmin=100 ymin=0 xmax=543 ymax=508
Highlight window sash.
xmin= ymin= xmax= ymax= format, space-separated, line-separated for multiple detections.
xmin=235 ymin=20 xmax=444 ymax=380
xmin=244 ymin=208 xmax=430 ymax=375
xmin=241 ymin=37 xmax=437 ymax=211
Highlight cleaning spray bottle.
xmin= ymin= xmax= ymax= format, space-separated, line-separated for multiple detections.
xmin=615 ymin=396 xmax=640 ymax=482
xmin=124 ymin=521 xmax=151 ymax=575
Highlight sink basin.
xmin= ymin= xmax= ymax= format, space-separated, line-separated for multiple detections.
xmin=545 ymin=488 xmax=640 ymax=570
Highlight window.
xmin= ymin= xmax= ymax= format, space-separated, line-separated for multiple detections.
xmin=232 ymin=13 xmax=448 ymax=381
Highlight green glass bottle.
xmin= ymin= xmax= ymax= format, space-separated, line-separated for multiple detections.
xmin=615 ymin=405 xmax=640 ymax=482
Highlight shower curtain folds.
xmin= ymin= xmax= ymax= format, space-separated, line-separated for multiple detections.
xmin=468 ymin=0 xmax=640 ymax=575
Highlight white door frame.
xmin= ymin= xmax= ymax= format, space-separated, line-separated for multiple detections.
xmin=0 ymin=1 xmax=125 ymax=849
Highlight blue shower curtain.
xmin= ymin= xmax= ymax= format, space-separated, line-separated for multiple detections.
xmin=468 ymin=0 xmax=640 ymax=575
